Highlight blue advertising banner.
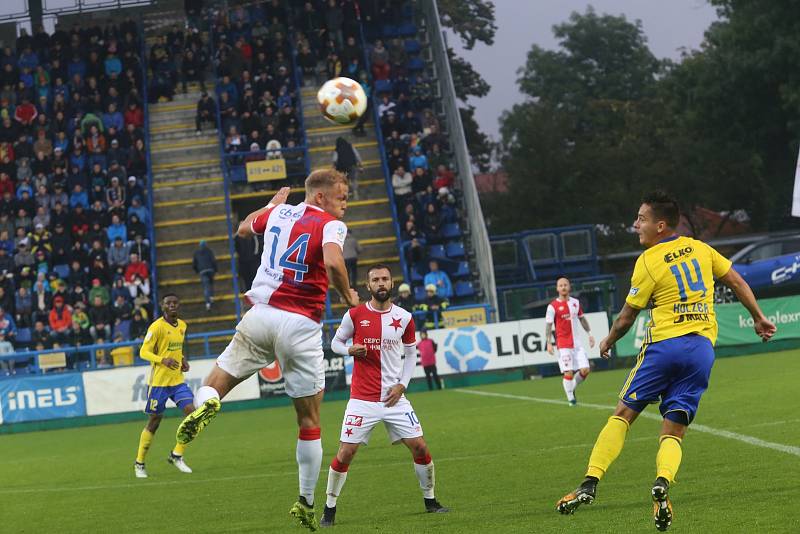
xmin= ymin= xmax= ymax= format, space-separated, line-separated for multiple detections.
xmin=0 ymin=373 xmax=86 ymax=424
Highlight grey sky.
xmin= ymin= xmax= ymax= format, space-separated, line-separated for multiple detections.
xmin=449 ymin=0 xmax=719 ymax=141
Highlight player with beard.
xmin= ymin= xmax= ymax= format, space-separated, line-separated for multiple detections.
xmin=320 ymin=264 xmax=449 ymax=527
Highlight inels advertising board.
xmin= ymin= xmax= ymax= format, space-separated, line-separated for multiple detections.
xmin=0 ymin=373 xmax=86 ymax=424
xmin=82 ymin=359 xmax=260 ymax=416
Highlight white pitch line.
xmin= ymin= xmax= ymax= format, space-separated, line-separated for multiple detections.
xmin=457 ymin=389 xmax=800 ymax=458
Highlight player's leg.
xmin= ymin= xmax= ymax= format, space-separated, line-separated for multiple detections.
xmin=650 ymin=335 xmax=713 ymax=532
xmin=322 ymin=399 xmax=380 ymax=527
xmin=178 ymin=308 xmax=276 ymax=444
xmin=384 ymin=398 xmax=449 ymax=513
xmin=558 ymin=341 xmax=668 ymax=514
xmin=321 ymin=442 xmax=360 ymax=527
xmin=289 ymin=391 xmax=325 ymax=531
xmin=168 ymin=385 xmax=196 ymax=473
xmin=573 ymin=348 xmax=590 ymax=390
xmin=136 ymin=387 xmax=167 ymax=478
xmin=558 ymin=349 xmax=577 ymax=404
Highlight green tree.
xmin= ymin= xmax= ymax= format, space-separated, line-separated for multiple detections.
xmin=438 ymin=0 xmax=496 ymax=170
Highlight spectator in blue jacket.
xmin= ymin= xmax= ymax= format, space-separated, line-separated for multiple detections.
xmin=69 ymin=184 xmax=89 ymax=209
xmin=423 ymin=260 xmax=452 ymax=299
xmin=409 ymin=146 xmax=429 ymax=172
xmin=102 ymin=103 xmax=124 ymax=132
xmin=106 ymin=214 xmax=127 ymax=244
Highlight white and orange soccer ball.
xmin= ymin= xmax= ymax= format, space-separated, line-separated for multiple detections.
xmin=317 ymin=77 xmax=368 ymax=125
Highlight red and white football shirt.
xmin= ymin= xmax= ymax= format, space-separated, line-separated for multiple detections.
xmin=247 ymin=202 xmax=347 ymax=322
xmin=545 ymin=296 xmax=584 ymax=349
xmin=334 ymin=302 xmax=416 ymax=402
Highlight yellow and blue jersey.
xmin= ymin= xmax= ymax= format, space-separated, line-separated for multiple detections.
xmin=140 ymin=317 xmax=187 ymax=387
xmin=626 ymin=235 xmax=732 ymax=345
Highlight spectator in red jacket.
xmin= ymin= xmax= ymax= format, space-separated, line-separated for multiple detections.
xmin=0 ymin=172 xmax=13 ymax=196
xmin=14 ymin=98 xmax=38 ymax=127
xmin=124 ymin=252 xmax=150 ymax=298
xmin=123 ymin=102 xmax=144 ymax=128
xmin=48 ymin=294 xmax=73 ymax=344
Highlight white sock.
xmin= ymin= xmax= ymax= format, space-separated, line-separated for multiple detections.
xmin=562 ymin=376 xmax=575 ymax=401
xmin=574 ymin=371 xmax=587 ymax=387
xmin=414 ymin=456 xmax=435 ymax=499
xmin=325 ymin=461 xmax=349 ymax=508
xmin=195 ymin=385 xmax=220 ymax=407
xmin=296 ymin=429 xmax=323 ymax=506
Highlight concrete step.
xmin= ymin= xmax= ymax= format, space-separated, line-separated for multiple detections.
xmin=153 ymin=179 xmax=225 ymax=202
xmin=181 ymin=297 xmax=237 ymax=320
xmin=151 ymin=158 xmax=221 ymax=174
xmin=150 ymin=140 xmax=220 ymax=160
xmin=150 ymin=129 xmax=217 ymax=143
xmin=152 ymin=166 xmax=223 ymax=182
xmin=155 ymin=216 xmax=229 ymax=241
xmin=157 ymin=257 xmax=232 ymax=283
xmin=156 ymin=234 xmax=230 ymax=263
xmin=148 ymin=110 xmax=199 ymax=125
xmin=308 ymin=142 xmax=381 ymax=168
xmin=229 ymin=177 xmax=388 ymax=204
xmin=153 ymin=199 xmax=226 ymax=222
xmin=157 ymin=272 xmax=234 ymax=294
xmin=184 ymin=315 xmax=238 ymax=334
xmin=305 ymin=128 xmax=376 ymax=148
xmin=341 ymin=218 xmax=396 ymax=240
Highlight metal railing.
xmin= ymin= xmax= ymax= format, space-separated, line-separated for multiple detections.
xmin=140 ymin=15 xmax=159 ymax=308
xmin=357 ymin=19 xmax=411 ymax=284
xmin=420 ymin=0 xmax=498 ymax=312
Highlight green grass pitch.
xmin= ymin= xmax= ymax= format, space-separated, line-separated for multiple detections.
xmin=3 ymin=350 xmax=799 ymax=533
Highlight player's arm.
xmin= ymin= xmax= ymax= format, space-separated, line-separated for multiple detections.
xmin=322 ymin=222 xmax=359 ymax=306
xmin=139 ymin=326 xmax=179 ymax=370
xmin=236 ymin=186 xmax=290 ymax=237
xmin=330 ymin=310 xmax=366 ymax=358
xmin=544 ymin=304 xmax=555 ymax=354
xmin=599 ymin=303 xmax=641 ymax=358
xmin=718 ymin=267 xmax=776 ymax=342
xmin=386 ymin=318 xmax=418 ymax=407
xmin=578 ymin=314 xmax=596 ymax=348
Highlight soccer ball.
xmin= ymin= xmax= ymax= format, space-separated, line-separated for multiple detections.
xmin=317 ymin=77 xmax=368 ymax=124
xmin=442 ymin=327 xmax=493 ymax=373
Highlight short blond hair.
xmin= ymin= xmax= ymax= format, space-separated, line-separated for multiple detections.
xmin=305 ymin=169 xmax=348 ymax=194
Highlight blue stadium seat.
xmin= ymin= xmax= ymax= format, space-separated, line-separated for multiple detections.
xmin=441 ymin=222 xmax=460 ymax=240
xmin=16 ymin=327 xmax=31 ymax=344
xmin=455 ymin=280 xmax=475 ymax=298
xmin=404 ymin=39 xmax=421 ymax=54
xmin=454 ymin=261 xmax=470 ymax=278
xmin=381 ymin=24 xmax=398 ymax=37
xmin=375 ymin=79 xmax=393 ymax=94
xmin=428 ymin=244 xmax=447 ymax=261
xmin=114 ymin=320 xmax=131 ymax=341
xmin=414 ymin=285 xmax=426 ymax=302
xmin=446 ymin=242 xmax=465 ymax=259
xmin=411 ymin=266 xmax=424 ymax=283
xmin=407 ymin=57 xmax=425 ymax=71
xmin=53 ymin=264 xmax=70 ymax=279
xmin=397 ymin=22 xmax=417 ymax=37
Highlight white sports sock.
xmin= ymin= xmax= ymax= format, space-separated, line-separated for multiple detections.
xmin=574 ymin=371 xmax=587 ymax=387
xmin=325 ymin=462 xmax=349 ymax=508
xmin=296 ymin=429 xmax=323 ymax=506
xmin=414 ymin=456 xmax=435 ymax=499
xmin=562 ymin=376 xmax=575 ymax=401
xmin=195 ymin=385 xmax=220 ymax=407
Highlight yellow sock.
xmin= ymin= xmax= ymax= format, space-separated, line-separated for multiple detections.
xmin=586 ymin=416 xmax=630 ymax=479
xmin=656 ymin=435 xmax=683 ymax=483
xmin=136 ymin=429 xmax=154 ymax=464
xmin=173 ymin=442 xmax=186 ymax=456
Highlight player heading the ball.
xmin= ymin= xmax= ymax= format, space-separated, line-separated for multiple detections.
xmin=176 ymin=170 xmax=360 ymax=532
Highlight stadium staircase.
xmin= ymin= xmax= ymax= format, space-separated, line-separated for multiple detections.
xmin=142 ymin=10 xmax=237 ymax=353
xmin=229 ymin=83 xmax=404 ymax=321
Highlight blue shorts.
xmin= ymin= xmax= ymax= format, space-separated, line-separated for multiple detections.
xmin=618 ymin=334 xmax=714 ymax=424
xmin=144 ymin=383 xmax=194 ymax=415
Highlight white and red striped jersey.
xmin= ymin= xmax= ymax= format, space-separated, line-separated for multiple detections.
xmin=335 ymin=303 xmax=416 ymax=402
xmin=545 ymin=296 xmax=584 ymax=349
xmin=247 ymin=202 xmax=347 ymax=322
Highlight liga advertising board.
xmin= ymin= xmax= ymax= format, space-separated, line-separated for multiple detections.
xmin=82 ymin=359 xmax=260 ymax=416
xmin=341 ymin=312 xmax=610 ymax=384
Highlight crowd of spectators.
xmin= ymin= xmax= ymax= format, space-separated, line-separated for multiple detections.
xmin=0 ymin=20 xmax=154 ymax=374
